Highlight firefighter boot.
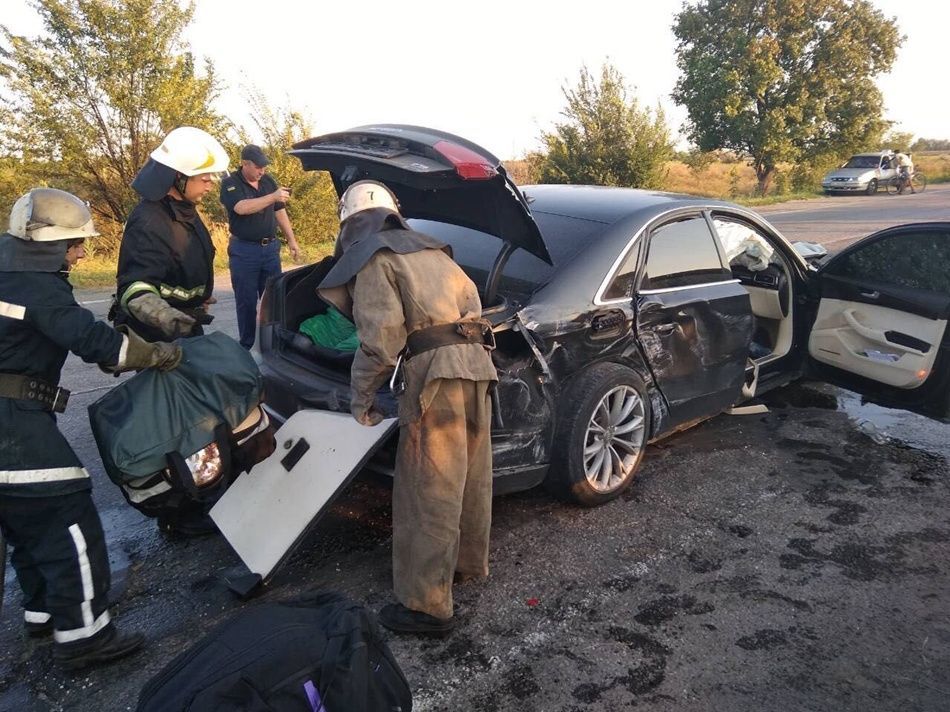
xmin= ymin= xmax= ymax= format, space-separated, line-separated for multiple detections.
xmin=54 ymin=626 xmax=145 ymax=671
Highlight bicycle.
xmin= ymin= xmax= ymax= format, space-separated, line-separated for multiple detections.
xmin=886 ymin=171 xmax=927 ymax=195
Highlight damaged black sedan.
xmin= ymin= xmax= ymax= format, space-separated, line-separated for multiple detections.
xmin=257 ymin=125 xmax=950 ymax=505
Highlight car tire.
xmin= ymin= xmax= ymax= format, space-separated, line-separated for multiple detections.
xmin=865 ymin=179 xmax=878 ymax=195
xmin=545 ymin=363 xmax=650 ymax=507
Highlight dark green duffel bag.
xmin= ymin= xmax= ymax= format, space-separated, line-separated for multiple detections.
xmin=88 ymin=332 xmax=274 ymax=515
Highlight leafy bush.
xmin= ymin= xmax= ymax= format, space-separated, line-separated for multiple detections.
xmin=529 ymin=63 xmax=673 ymax=189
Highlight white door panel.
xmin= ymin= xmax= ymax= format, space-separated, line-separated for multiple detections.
xmin=808 ymin=298 xmax=945 ymax=388
xmin=211 ymin=410 xmax=398 ymax=582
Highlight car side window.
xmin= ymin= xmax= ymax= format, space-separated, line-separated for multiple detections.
xmin=712 ymin=217 xmax=778 ymax=272
xmin=641 ymin=216 xmax=730 ymax=291
xmin=827 ymin=230 xmax=950 ymax=295
xmin=603 ymin=238 xmax=642 ymax=300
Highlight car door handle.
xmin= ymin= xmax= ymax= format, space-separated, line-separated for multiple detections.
xmin=843 ymin=308 xmax=926 ymax=355
xmin=860 ymin=290 xmax=880 ymax=300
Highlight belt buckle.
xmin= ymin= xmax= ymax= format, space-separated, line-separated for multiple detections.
xmin=52 ymin=387 xmax=70 ymax=413
xmin=260 ymin=237 xmax=273 ymax=246
xmin=483 ymin=326 xmax=496 ymax=352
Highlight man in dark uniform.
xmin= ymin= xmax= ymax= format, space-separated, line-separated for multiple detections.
xmin=114 ymin=126 xmax=230 ymax=343
xmin=220 ymin=144 xmax=300 ymax=349
xmin=0 ymin=188 xmax=182 ymax=670
xmin=113 ymin=126 xmax=230 ymax=536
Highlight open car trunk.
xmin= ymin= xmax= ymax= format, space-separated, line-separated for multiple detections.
xmin=268 ymin=256 xmax=357 ymax=377
xmin=268 ymin=252 xmax=522 ymax=381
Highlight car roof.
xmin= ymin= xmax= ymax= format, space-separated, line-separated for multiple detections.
xmin=522 ymin=184 xmax=735 ymax=225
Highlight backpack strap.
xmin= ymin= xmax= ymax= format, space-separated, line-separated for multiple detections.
xmin=318 ymin=605 xmax=370 ymax=711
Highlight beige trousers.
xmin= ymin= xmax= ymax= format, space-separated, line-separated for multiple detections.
xmin=392 ymin=378 xmax=493 ymax=619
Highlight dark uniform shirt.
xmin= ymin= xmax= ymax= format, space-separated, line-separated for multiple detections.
xmin=219 ymin=170 xmax=285 ymax=242
xmin=115 ymin=196 xmax=215 ymax=342
xmin=1 ymin=270 xmax=123 ymax=496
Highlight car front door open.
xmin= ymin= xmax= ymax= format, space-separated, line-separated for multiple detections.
xmin=808 ymin=225 xmax=950 ymax=420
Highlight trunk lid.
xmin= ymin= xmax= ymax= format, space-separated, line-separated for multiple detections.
xmin=289 ymin=124 xmax=551 ymax=264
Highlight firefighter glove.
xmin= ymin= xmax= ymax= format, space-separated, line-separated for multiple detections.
xmin=126 ymin=291 xmax=197 ymax=339
xmin=352 ymin=401 xmax=385 ymax=427
xmin=112 ymin=326 xmax=183 ymax=373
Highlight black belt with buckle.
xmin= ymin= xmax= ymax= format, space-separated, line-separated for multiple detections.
xmin=232 ymin=236 xmax=276 ymax=246
xmin=0 ymin=373 xmax=70 ymax=413
xmin=405 ymin=320 xmax=495 ymax=361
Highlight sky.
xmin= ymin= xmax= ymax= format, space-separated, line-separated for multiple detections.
xmin=3 ymin=0 xmax=947 ymax=159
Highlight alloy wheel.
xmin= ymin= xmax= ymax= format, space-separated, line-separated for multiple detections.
xmin=583 ymin=385 xmax=646 ymax=493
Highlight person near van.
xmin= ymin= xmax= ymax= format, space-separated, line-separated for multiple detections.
xmin=894 ymin=150 xmax=915 ymax=194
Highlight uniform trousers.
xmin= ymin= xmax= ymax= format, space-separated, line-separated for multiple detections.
xmin=392 ymin=378 xmax=493 ymax=620
xmin=0 ymin=490 xmax=114 ymax=651
xmin=228 ymin=238 xmax=281 ymax=349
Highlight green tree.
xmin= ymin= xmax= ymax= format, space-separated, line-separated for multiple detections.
xmin=911 ymin=138 xmax=950 ymax=152
xmin=672 ymin=0 xmax=902 ymax=194
xmin=0 ymin=0 xmax=227 ymax=249
xmin=530 ymin=63 xmax=673 ymax=189
xmin=883 ymin=130 xmax=914 ymax=153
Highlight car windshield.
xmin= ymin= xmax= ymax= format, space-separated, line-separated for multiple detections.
xmin=844 ymin=156 xmax=881 ymax=169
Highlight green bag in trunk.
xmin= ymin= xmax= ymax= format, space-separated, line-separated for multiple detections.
xmin=299 ymin=307 xmax=360 ymax=352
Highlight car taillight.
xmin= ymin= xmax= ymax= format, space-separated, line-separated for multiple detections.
xmin=433 ymin=140 xmax=497 ymax=180
xmin=183 ymin=442 xmax=224 ymax=488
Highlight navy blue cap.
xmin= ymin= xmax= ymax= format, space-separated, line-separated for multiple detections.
xmin=240 ymin=145 xmax=271 ymax=167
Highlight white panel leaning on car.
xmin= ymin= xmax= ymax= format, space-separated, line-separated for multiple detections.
xmin=211 ymin=410 xmax=397 ymax=590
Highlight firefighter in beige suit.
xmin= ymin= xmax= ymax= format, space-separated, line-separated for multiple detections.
xmin=318 ymin=180 xmax=497 ymax=636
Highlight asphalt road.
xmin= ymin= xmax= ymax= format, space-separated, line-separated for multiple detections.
xmin=758 ymin=182 xmax=950 ymax=251
xmin=1 ymin=190 xmax=949 ymax=711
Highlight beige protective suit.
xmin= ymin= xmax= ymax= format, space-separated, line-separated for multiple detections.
xmin=322 ymin=247 xmax=497 ymax=620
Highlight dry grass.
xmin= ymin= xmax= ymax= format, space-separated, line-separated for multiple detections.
xmin=664 ymin=161 xmax=761 ymax=197
xmin=506 ymin=157 xmax=794 ymax=199
xmin=915 ymin=154 xmax=950 ymax=182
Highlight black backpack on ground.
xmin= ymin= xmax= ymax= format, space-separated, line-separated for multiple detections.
xmin=137 ymin=592 xmax=412 ymax=711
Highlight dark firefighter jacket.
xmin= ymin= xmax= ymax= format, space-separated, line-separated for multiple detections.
xmin=0 ymin=269 xmax=123 ymax=497
xmin=114 ymin=196 xmax=214 ymax=342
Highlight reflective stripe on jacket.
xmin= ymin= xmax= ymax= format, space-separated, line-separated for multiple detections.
xmin=0 ymin=270 xmax=122 ymax=496
xmin=115 ymin=196 xmax=214 ymax=340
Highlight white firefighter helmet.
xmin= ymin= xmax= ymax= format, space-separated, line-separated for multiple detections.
xmin=7 ymin=188 xmax=99 ymax=242
xmin=338 ymin=180 xmax=400 ymax=222
xmin=149 ymin=126 xmax=229 ymax=176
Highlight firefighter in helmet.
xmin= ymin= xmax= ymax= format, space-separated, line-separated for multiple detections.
xmin=0 ymin=188 xmax=181 ymax=669
xmin=113 ymin=127 xmax=229 ymax=536
xmin=114 ymin=126 xmax=229 ymax=343
xmin=318 ymin=180 xmax=497 ymax=636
